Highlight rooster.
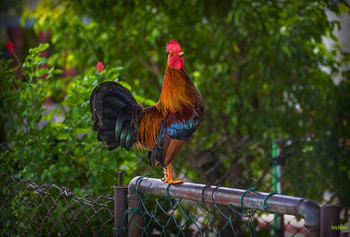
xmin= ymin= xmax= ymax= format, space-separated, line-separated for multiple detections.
xmin=90 ymin=40 xmax=205 ymax=184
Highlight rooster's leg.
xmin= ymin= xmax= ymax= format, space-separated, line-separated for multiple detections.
xmin=161 ymin=168 xmax=168 ymax=181
xmin=162 ymin=164 xmax=182 ymax=184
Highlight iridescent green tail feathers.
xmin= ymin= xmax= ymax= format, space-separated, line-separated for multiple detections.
xmin=90 ymin=81 xmax=143 ymax=151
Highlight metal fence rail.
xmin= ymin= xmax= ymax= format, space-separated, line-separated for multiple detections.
xmin=0 ymin=173 xmax=114 ymax=236
xmin=114 ymin=175 xmax=342 ymax=237
xmin=0 ymin=173 xmax=345 ymax=236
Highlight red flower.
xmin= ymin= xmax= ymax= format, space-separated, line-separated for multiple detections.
xmin=96 ymin=61 xmax=104 ymax=73
xmin=5 ymin=42 xmax=16 ymax=54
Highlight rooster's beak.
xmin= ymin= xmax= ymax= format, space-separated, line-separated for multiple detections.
xmin=178 ymin=51 xmax=184 ymax=56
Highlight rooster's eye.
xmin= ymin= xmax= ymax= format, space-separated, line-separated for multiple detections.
xmin=170 ymin=53 xmax=173 ymax=57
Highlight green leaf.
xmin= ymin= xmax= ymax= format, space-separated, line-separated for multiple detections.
xmin=40 ymin=57 xmax=48 ymax=65
xmin=54 ymin=69 xmax=63 ymax=74
xmin=57 ymin=132 xmax=68 ymax=140
xmin=37 ymin=43 xmax=49 ymax=52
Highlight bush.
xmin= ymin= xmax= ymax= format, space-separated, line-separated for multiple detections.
xmin=0 ymin=43 xmax=147 ymax=195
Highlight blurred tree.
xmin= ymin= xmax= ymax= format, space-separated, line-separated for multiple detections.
xmin=0 ymin=0 xmax=24 ymax=16
xmin=1 ymin=0 xmax=349 ymax=213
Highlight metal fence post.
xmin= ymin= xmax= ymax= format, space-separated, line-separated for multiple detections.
xmin=320 ymin=205 xmax=340 ymax=237
xmin=113 ymin=171 xmax=128 ymax=237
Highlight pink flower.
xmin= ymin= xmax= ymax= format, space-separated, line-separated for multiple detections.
xmin=5 ymin=42 xmax=16 ymax=54
xmin=96 ymin=61 xmax=104 ymax=73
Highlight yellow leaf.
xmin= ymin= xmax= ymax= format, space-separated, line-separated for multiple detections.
xmin=232 ymin=41 xmax=240 ymax=54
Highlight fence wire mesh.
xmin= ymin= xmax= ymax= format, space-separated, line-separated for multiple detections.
xmin=126 ymin=193 xmax=262 ymax=236
xmin=0 ymin=173 xmax=114 ymax=237
xmin=123 ymin=176 xmax=311 ymax=237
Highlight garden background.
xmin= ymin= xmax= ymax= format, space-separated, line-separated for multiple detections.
xmin=1 ymin=0 xmax=350 ymax=235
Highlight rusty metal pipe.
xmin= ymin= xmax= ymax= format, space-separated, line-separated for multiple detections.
xmin=113 ymin=171 xmax=128 ymax=237
xmin=128 ymin=176 xmax=320 ymax=235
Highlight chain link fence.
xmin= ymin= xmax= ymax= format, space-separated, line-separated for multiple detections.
xmin=0 ymin=173 xmax=315 ymax=237
xmin=1 ymin=158 xmax=349 ymax=237
xmin=121 ymin=176 xmax=324 ymax=237
xmin=0 ymin=173 xmax=114 ymax=236
xmin=126 ymin=196 xmax=258 ymax=236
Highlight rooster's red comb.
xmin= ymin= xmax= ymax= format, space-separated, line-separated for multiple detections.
xmin=165 ymin=39 xmax=182 ymax=53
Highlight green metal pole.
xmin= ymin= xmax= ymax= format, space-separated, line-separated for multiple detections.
xmin=272 ymin=142 xmax=279 ymax=237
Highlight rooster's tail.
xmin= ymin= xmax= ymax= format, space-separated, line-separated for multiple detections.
xmin=90 ymin=81 xmax=143 ymax=151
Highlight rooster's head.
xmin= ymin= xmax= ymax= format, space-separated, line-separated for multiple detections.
xmin=166 ymin=39 xmax=184 ymax=70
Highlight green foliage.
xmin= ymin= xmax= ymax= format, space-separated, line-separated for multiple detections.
xmin=0 ymin=43 xmax=144 ymax=195
xmin=1 ymin=0 xmax=350 ymax=212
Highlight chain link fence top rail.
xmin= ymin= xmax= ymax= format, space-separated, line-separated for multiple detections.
xmin=0 ymin=173 xmax=114 ymax=237
xmin=121 ymin=175 xmax=322 ymax=237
